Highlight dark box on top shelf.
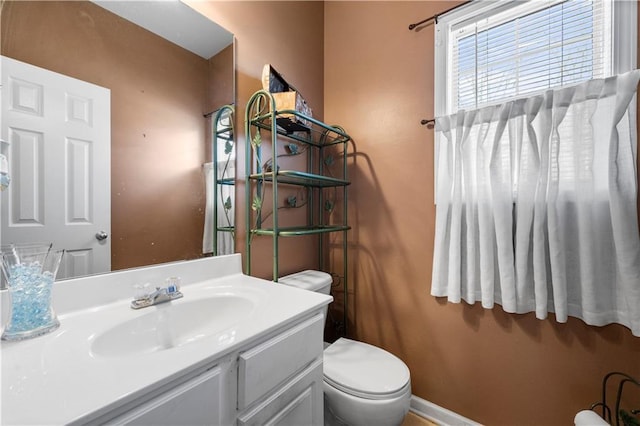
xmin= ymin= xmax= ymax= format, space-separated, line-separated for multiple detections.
xmin=261 ymin=64 xmax=312 ymax=132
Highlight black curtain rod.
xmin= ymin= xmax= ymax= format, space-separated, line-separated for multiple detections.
xmin=408 ymin=1 xmax=470 ymax=30
xmin=203 ymin=103 xmax=235 ymax=118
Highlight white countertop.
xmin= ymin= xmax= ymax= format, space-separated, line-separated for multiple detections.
xmin=0 ymin=255 xmax=331 ymax=425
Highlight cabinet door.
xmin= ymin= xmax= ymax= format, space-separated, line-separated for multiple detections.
xmin=237 ymin=358 xmax=323 ymax=426
xmin=106 ymin=366 xmax=222 ymax=425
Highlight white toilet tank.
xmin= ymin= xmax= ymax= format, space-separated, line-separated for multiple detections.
xmin=278 ymin=270 xmax=332 ymax=318
xmin=278 ymin=270 xmax=332 ymax=294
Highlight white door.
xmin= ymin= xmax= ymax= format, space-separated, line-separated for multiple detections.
xmin=0 ymin=56 xmax=111 ymax=279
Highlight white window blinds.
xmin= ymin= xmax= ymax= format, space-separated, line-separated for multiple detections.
xmin=449 ymin=0 xmax=612 ymax=113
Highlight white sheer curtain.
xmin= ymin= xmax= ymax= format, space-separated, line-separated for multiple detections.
xmin=432 ymin=70 xmax=640 ymax=336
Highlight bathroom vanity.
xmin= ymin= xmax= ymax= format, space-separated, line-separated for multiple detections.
xmin=0 ymin=254 xmax=331 ymax=425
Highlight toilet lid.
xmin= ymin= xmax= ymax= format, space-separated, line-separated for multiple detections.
xmin=323 ymin=338 xmax=410 ymax=399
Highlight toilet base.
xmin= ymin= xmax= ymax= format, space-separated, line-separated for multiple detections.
xmin=324 ymin=400 xmax=347 ymax=426
xmin=323 ymin=380 xmax=411 ymax=426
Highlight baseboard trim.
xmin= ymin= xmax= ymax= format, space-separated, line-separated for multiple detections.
xmin=410 ymin=395 xmax=482 ymax=426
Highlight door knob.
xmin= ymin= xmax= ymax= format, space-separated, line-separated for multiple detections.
xmin=95 ymin=231 xmax=109 ymax=241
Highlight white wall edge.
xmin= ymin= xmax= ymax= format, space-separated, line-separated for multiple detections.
xmin=410 ymin=395 xmax=483 ymax=426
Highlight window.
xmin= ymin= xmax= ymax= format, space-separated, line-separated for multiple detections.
xmin=435 ymin=0 xmax=637 ymax=116
xmin=431 ymin=1 xmax=640 ymax=333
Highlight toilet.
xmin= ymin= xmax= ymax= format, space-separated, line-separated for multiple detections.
xmin=278 ymin=270 xmax=411 ymax=426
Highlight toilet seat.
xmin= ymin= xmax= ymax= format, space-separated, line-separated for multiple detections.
xmin=323 ymin=338 xmax=411 ymax=400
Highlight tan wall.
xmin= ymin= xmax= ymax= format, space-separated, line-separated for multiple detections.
xmin=187 ymin=1 xmax=326 ymax=279
xmin=1 ymin=1 xmax=209 ymax=270
xmin=324 ymin=2 xmax=640 ymax=425
xmin=205 ymin=43 xmax=235 ymax=162
xmin=208 ymin=44 xmax=235 ymax=114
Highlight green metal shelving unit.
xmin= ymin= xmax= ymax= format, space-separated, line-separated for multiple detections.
xmin=245 ymin=90 xmax=350 ymax=334
xmin=212 ymin=105 xmax=235 ymax=256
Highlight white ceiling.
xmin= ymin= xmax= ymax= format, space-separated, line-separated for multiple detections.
xmin=91 ymin=0 xmax=233 ymax=59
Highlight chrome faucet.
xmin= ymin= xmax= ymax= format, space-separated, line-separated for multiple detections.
xmin=131 ymin=278 xmax=183 ymax=309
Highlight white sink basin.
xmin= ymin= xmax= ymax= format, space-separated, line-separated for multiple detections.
xmin=91 ymin=295 xmax=256 ymax=357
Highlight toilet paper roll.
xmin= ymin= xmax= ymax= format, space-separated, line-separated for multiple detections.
xmin=574 ymin=410 xmax=609 ymax=425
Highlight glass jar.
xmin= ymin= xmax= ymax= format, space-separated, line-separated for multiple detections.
xmin=1 ymin=244 xmax=65 ymax=341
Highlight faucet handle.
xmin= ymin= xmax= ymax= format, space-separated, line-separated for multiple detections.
xmin=143 ymin=283 xmax=153 ymax=294
xmin=165 ymin=276 xmax=181 ymax=294
xmin=133 ymin=283 xmax=154 ymax=301
xmin=133 ymin=284 xmax=146 ymax=300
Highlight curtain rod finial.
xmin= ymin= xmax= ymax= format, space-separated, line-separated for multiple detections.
xmin=421 ymin=119 xmax=435 ymax=129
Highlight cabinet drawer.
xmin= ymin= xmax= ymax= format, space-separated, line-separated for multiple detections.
xmin=237 ymin=358 xmax=323 ymax=426
xmin=238 ymin=313 xmax=324 ymax=409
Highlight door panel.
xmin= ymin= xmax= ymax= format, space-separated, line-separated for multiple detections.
xmin=1 ymin=55 xmax=111 ymax=279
